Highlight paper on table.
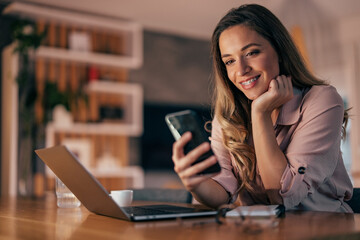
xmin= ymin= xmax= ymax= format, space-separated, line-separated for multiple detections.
xmin=226 ymin=205 xmax=284 ymax=217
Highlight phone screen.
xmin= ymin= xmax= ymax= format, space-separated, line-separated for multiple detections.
xmin=165 ymin=110 xmax=221 ymax=175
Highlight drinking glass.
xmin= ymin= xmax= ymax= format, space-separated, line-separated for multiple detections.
xmin=55 ymin=177 xmax=81 ymax=208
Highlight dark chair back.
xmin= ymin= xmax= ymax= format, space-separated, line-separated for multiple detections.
xmin=345 ymin=188 xmax=360 ymax=213
xmin=132 ymin=188 xmax=193 ymax=203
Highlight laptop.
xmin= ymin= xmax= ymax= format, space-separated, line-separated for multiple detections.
xmin=35 ymin=145 xmax=217 ymax=221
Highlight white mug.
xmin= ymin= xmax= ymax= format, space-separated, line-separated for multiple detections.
xmin=110 ymin=190 xmax=133 ymax=206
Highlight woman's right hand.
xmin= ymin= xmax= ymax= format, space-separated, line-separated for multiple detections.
xmin=172 ymin=131 xmax=219 ymax=192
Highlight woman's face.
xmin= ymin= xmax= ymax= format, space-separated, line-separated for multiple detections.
xmin=219 ymin=24 xmax=280 ymax=100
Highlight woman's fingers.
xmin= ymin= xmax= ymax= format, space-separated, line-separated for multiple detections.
xmin=275 ymin=75 xmax=284 ymax=89
xmin=269 ymin=79 xmax=279 ymax=91
xmin=178 ymin=155 xmax=217 ymax=178
xmin=172 ymin=131 xmax=192 ymax=161
xmin=171 ymin=132 xmax=219 ymax=191
xmin=253 ymin=75 xmax=293 ymax=113
xmin=173 ymin=141 xmax=211 ymax=173
xmin=273 ymin=75 xmax=293 ymax=100
xmin=179 ymin=156 xmax=218 ymax=190
xmin=275 ymin=75 xmax=287 ymax=90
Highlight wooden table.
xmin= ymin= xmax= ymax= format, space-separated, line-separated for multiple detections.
xmin=1 ymin=194 xmax=360 ymax=240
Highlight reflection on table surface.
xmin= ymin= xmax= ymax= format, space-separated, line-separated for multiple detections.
xmin=0 ymin=194 xmax=360 ymax=240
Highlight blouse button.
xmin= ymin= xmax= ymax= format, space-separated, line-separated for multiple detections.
xmin=298 ymin=166 xmax=306 ymax=174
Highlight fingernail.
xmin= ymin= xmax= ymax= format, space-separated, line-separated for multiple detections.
xmin=209 ymin=156 xmax=217 ymax=163
xmin=203 ymin=142 xmax=210 ymax=149
xmin=184 ymin=131 xmax=191 ymax=137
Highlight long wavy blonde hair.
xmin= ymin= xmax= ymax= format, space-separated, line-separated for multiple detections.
xmin=210 ymin=4 xmax=348 ymax=192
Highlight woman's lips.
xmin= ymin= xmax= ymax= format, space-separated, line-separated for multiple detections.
xmin=239 ymin=75 xmax=260 ymax=89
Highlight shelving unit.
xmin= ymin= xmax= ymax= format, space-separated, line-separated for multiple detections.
xmin=3 ymin=2 xmax=143 ymax=68
xmin=46 ymin=81 xmax=143 ymax=146
xmin=1 ymin=2 xmax=145 ymax=196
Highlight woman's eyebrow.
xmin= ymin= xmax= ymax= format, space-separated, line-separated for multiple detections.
xmin=221 ymin=43 xmax=262 ymax=58
xmin=241 ymin=43 xmax=261 ymax=51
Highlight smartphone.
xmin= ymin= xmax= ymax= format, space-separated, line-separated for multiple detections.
xmin=165 ymin=109 xmax=221 ymax=175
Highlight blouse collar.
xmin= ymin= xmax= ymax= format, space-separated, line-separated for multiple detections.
xmin=276 ymin=86 xmax=306 ymax=126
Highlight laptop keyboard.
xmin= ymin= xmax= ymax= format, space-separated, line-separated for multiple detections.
xmin=122 ymin=205 xmax=196 ymax=216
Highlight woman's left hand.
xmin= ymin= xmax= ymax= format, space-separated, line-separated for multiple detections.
xmin=252 ymin=75 xmax=293 ymax=114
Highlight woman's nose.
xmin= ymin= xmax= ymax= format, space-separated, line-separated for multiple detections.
xmin=236 ymin=59 xmax=250 ymax=76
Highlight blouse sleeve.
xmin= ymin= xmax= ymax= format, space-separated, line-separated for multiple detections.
xmin=279 ymin=86 xmax=345 ymax=208
xmin=210 ymin=117 xmax=239 ymax=202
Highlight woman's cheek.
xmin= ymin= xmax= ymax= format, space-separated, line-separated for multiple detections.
xmin=227 ymin=69 xmax=236 ymax=84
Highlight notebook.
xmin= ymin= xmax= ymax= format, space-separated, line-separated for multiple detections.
xmin=226 ymin=205 xmax=285 ymax=218
xmin=35 ymin=145 xmax=217 ymax=221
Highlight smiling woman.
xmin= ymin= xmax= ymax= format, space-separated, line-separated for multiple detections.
xmin=170 ymin=4 xmax=353 ymax=213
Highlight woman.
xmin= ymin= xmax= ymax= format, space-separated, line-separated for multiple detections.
xmin=172 ymin=4 xmax=353 ymax=212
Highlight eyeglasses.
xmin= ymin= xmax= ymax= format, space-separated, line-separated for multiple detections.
xmin=219 ymin=204 xmax=281 ymax=233
xmin=187 ymin=203 xmax=281 ymax=234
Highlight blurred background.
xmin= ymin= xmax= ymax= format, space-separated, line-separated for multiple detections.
xmin=1 ymin=0 xmax=360 ymax=197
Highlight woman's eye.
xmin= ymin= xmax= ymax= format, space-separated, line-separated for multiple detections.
xmin=246 ymin=50 xmax=260 ymax=57
xmin=225 ymin=59 xmax=234 ymax=65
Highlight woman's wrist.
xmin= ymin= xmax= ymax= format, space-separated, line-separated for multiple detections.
xmin=190 ymin=179 xmax=229 ymax=208
xmin=251 ymin=105 xmax=272 ymax=122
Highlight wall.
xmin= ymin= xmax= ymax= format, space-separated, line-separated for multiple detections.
xmin=129 ymin=31 xmax=213 ymax=170
xmin=339 ymin=14 xmax=360 ymax=186
xmin=130 ymin=30 xmax=212 ymax=106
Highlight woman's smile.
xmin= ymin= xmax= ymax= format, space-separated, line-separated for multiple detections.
xmin=239 ymin=75 xmax=260 ymax=89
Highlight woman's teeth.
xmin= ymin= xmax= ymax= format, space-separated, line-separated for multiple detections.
xmin=241 ymin=76 xmax=259 ymax=86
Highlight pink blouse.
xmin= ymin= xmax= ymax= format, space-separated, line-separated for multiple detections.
xmin=211 ymin=85 xmax=353 ymax=212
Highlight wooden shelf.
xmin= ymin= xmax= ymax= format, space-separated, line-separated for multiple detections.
xmin=46 ymin=81 xmax=143 ymax=146
xmin=3 ymin=2 xmax=143 ymax=69
xmin=46 ymin=121 xmax=141 ymax=139
xmin=36 ymin=46 xmax=142 ymax=68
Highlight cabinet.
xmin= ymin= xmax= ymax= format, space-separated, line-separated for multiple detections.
xmin=1 ymin=2 xmax=145 ymax=196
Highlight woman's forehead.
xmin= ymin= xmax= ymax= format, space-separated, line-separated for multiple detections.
xmin=219 ymin=25 xmax=269 ymax=52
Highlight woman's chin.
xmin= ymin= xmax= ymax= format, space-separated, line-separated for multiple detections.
xmin=245 ymin=93 xmax=258 ymax=101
